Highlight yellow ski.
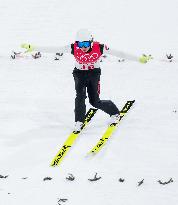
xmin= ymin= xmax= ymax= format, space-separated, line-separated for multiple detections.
xmin=88 ymin=100 xmax=135 ymax=154
xmin=50 ymin=108 xmax=97 ymax=167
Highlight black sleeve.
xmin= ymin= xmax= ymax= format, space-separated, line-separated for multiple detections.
xmin=71 ymin=44 xmax=74 ymax=55
xmin=99 ymin=44 xmax=104 ymax=54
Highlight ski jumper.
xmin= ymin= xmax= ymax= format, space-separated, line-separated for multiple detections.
xmin=36 ymin=42 xmax=138 ymax=123
xmin=72 ymin=42 xmax=119 ymax=122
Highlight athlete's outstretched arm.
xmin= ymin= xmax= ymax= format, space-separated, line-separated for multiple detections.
xmin=21 ymin=44 xmax=72 ymax=54
xmin=35 ymin=45 xmax=72 ymax=53
xmin=103 ymin=45 xmax=139 ymax=61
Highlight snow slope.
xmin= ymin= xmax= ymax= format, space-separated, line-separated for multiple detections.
xmin=0 ymin=0 xmax=178 ymax=205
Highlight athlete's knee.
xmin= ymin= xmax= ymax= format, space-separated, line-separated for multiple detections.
xmin=89 ymin=99 xmax=101 ymax=108
xmin=76 ymin=89 xmax=86 ymax=100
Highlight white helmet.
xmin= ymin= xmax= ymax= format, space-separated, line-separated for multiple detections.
xmin=75 ymin=29 xmax=93 ymax=42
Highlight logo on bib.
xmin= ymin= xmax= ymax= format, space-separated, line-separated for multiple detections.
xmin=77 ymin=52 xmax=99 ymax=63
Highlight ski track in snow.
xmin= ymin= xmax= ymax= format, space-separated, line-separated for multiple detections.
xmin=0 ymin=0 xmax=178 ymax=205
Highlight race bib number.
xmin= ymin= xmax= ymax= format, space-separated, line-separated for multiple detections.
xmin=81 ymin=64 xmax=95 ymax=70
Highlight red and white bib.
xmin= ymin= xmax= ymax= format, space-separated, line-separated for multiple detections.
xmin=74 ymin=42 xmax=102 ymax=70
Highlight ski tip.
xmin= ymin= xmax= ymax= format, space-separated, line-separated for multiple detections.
xmin=87 ymin=150 xmax=97 ymax=156
xmin=50 ymin=161 xmax=58 ymax=167
xmin=50 ymin=164 xmax=56 ymax=167
xmin=72 ymin=130 xmax=80 ymax=134
xmin=50 ymin=160 xmax=61 ymax=167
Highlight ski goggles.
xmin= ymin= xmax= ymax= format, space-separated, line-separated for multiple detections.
xmin=77 ymin=41 xmax=91 ymax=48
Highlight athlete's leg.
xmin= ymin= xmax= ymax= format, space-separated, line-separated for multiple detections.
xmin=87 ymin=71 xmax=119 ymax=116
xmin=73 ymin=70 xmax=87 ymax=122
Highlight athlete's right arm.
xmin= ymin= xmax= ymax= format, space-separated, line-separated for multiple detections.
xmin=21 ymin=44 xmax=72 ymax=54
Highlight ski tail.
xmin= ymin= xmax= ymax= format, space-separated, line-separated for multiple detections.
xmin=87 ymin=100 xmax=135 ymax=155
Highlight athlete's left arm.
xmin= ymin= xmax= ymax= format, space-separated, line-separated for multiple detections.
xmin=102 ymin=44 xmax=139 ymax=62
